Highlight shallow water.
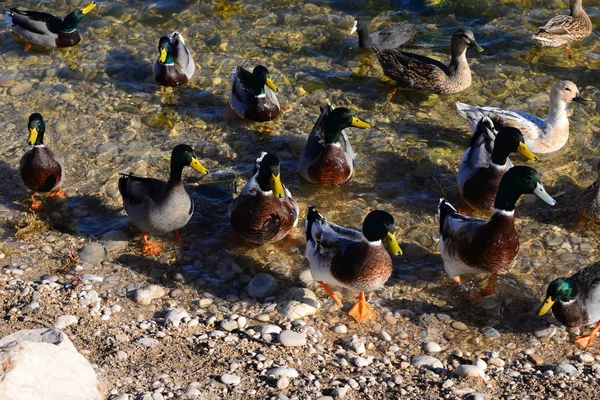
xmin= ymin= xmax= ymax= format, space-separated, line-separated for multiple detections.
xmin=1 ymin=0 xmax=600 ymax=314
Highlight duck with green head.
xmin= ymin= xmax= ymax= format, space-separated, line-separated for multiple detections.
xmin=231 ymin=65 xmax=280 ymax=122
xmin=153 ymin=31 xmax=196 ymax=87
xmin=228 ymin=152 xmax=298 ymax=244
xmin=439 ymin=166 xmax=556 ymax=296
xmin=5 ymin=2 xmax=96 ymax=48
xmin=305 ymin=207 xmax=402 ymax=322
xmin=457 ymin=117 xmax=538 ymax=213
xmin=300 ymin=104 xmax=371 ymax=186
xmin=539 ymin=262 xmax=600 ymax=348
xmin=118 ymin=144 xmax=209 ymax=256
xmin=19 ymin=113 xmax=65 ymax=211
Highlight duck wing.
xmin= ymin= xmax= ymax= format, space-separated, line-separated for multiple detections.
xmin=231 ymin=66 xmax=254 ymax=116
xmin=438 ymin=198 xmax=487 ymax=243
xmin=306 ymin=207 xmax=363 ymax=261
xmin=171 ymin=32 xmax=195 ymax=79
xmin=457 ymin=117 xmax=496 ymax=191
xmin=370 ymin=22 xmax=417 ymax=49
xmin=302 ymin=104 xmax=333 ymax=162
xmin=7 ymin=8 xmax=62 ymax=35
xmin=118 ymin=173 xmax=167 ymax=206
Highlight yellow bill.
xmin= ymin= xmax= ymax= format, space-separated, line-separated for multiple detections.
xmin=159 ymin=48 xmax=168 ymax=63
xmin=538 ymin=296 xmax=555 ymax=316
xmin=518 ymin=142 xmax=538 ymax=161
xmin=189 ymin=157 xmax=209 ymax=174
xmin=384 ymin=232 xmax=402 ymax=256
xmin=27 ymin=127 xmax=38 ymax=145
xmin=81 ymin=2 xmax=96 ymax=15
xmin=351 ymin=116 xmax=371 ymax=129
xmin=270 ymin=173 xmax=285 ymax=198
xmin=266 ymin=77 xmax=279 ymax=92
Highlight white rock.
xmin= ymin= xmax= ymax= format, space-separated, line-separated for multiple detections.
xmin=220 ymin=319 xmax=238 ymax=332
xmin=424 ymin=341 xmax=441 ymax=353
xmin=137 ymin=338 xmax=159 ymax=347
xmin=352 ymin=356 xmax=373 ymax=367
xmin=278 ymin=330 xmax=306 ymax=347
xmin=164 ymin=308 xmax=189 ymax=327
xmin=555 ymin=362 xmax=580 ymax=376
xmin=278 ymin=288 xmax=320 ymax=319
xmin=488 ymin=357 xmax=505 ymax=367
xmin=333 ymin=325 xmax=348 ymax=334
xmin=0 ymin=328 xmax=101 ymax=399
xmin=220 ymin=374 xmax=241 ymax=385
xmin=246 ymin=273 xmax=278 ymax=298
xmin=236 ymin=316 xmax=247 ymax=329
xmin=454 ymin=364 xmax=485 ymax=379
xmin=54 ymin=315 xmax=78 ymax=330
xmin=380 ymin=331 xmax=392 ymax=341
xmin=133 ymin=285 xmax=167 ymax=305
xmin=411 ymin=354 xmax=443 ymax=369
xmin=276 ymin=376 xmax=290 ymax=390
xmin=577 ymin=353 xmax=595 ymax=363
xmin=266 ymin=366 xmax=299 ymax=378
xmin=473 ymin=358 xmax=487 ymax=371
xmin=350 ymin=339 xmax=366 ymax=354
xmin=257 ymin=324 xmax=282 ymax=335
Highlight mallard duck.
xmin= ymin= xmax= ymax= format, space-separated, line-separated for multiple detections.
xmin=350 ymin=18 xmax=417 ymax=50
xmin=299 ymin=104 xmax=371 ymax=186
xmin=457 ymin=117 xmax=538 ymax=213
xmin=456 ymin=81 xmax=589 ymax=154
xmin=372 ymin=28 xmax=483 ymax=95
xmin=5 ymin=2 xmax=96 ymax=49
xmin=153 ymin=31 xmax=196 ymax=87
xmin=539 ymin=261 xmax=600 ymax=348
xmin=231 ymin=65 xmax=280 ymax=122
xmin=577 ymin=161 xmax=600 ymax=225
xmin=118 ymin=144 xmax=208 ymax=256
xmin=439 ymin=166 xmax=555 ymax=296
xmin=532 ymin=0 xmax=592 ymax=55
xmin=228 ymin=152 xmax=298 ymax=243
xmin=19 ymin=113 xmax=65 ymax=211
xmin=305 ymin=207 xmax=402 ymax=322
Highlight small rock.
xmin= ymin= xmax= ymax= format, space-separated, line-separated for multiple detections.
xmin=451 ymin=321 xmax=468 ymax=331
xmin=279 ymin=330 xmax=306 ymax=347
xmin=488 ymin=357 xmax=505 ymax=367
xmin=276 ymin=376 xmax=290 ymax=390
xmin=137 ymin=338 xmax=159 ymax=347
xmin=100 ymin=230 xmax=128 ymax=253
xmin=333 ymin=325 xmax=348 ymax=334
xmin=534 ymin=325 xmax=557 ymax=338
xmin=278 ymin=288 xmax=320 ymax=319
xmin=577 ymin=352 xmax=595 ymax=363
xmin=352 ymin=356 xmax=373 ymax=367
xmin=473 ymin=358 xmax=487 ymax=371
xmin=411 ymin=354 xmax=443 ymax=369
xmin=555 ymin=362 xmax=580 ymax=376
xmin=480 ymin=326 xmax=501 ymax=339
xmin=454 ymin=364 xmax=485 ymax=379
xmin=527 ymin=354 xmax=544 ymax=365
xmin=220 ymin=374 xmax=241 ymax=385
xmin=220 ymin=319 xmax=238 ymax=332
xmin=425 ymin=342 xmax=441 ymax=353
xmin=246 ymin=273 xmax=278 ymax=298
xmin=54 ymin=315 xmax=78 ymax=329
xmin=267 ymin=366 xmax=299 ymax=378
xmin=78 ymin=243 xmax=107 ymax=265
xmin=9 ymin=82 xmax=33 ymax=96
xmin=132 ymin=285 xmax=167 ymax=305
xmin=257 ymin=324 xmax=282 ymax=335
xmin=164 ymin=308 xmax=189 ymax=327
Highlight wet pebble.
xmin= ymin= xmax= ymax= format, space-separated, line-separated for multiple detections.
xmin=555 ymin=362 xmax=580 ymax=376
xmin=424 ymin=342 xmax=441 ymax=354
xmin=451 ymin=321 xmax=468 ymax=331
xmin=9 ymin=82 xmax=32 ymax=96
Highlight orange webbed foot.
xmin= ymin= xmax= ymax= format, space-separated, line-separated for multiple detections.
xmin=386 ymin=88 xmax=398 ymax=103
xmin=348 ymin=292 xmax=377 ymax=323
xmin=24 ymin=42 xmax=31 ymax=51
xmin=479 ymin=272 xmax=498 ymax=297
xmin=29 ymin=193 xmax=42 ymax=211
xmin=566 ymin=46 xmax=574 ymax=58
xmin=317 ymin=281 xmax=343 ymax=307
xmin=49 ymin=187 xmax=66 ymax=199
xmin=142 ymin=233 xmax=163 ymax=256
xmin=575 ymin=322 xmax=600 ymax=348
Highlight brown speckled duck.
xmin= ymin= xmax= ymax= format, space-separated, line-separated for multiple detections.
xmin=539 ymin=261 xmax=600 ymax=348
xmin=305 ymin=207 xmax=402 ymax=322
xmin=19 ymin=113 xmax=65 ymax=211
xmin=229 ymin=152 xmax=298 ymax=243
xmin=577 ymin=161 xmax=600 ymax=225
xmin=439 ymin=166 xmax=555 ymax=296
xmin=372 ymin=28 xmax=483 ymax=95
xmin=457 ymin=117 xmax=537 ymax=213
xmin=299 ymin=104 xmax=371 ymax=186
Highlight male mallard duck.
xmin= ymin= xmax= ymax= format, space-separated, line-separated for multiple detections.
xmin=118 ymin=144 xmax=208 ymax=256
xmin=532 ymin=0 xmax=592 ymax=56
xmin=305 ymin=207 xmax=402 ymax=322
xmin=539 ymin=261 xmax=600 ymax=348
xmin=372 ymin=28 xmax=483 ymax=96
xmin=439 ymin=166 xmax=555 ymax=296
xmin=229 ymin=152 xmax=298 ymax=243
xmin=576 ymin=161 xmax=600 ymax=226
xmin=153 ymin=31 xmax=196 ymax=87
xmin=231 ymin=65 xmax=280 ymax=122
xmin=299 ymin=104 xmax=371 ymax=186
xmin=457 ymin=117 xmax=538 ymax=213
xmin=19 ymin=113 xmax=65 ymax=211
xmin=456 ymin=81 xmax=590 ymax=154
xmin=350 ymin=18 xmax=417 ymax=50
xmin=5 ymin=2 xmax=96 ymax=49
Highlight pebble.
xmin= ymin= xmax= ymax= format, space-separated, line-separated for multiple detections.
xmin=266 ymin=366 xmax=299 ymax=378
xmin=276 ymin=376 xmax=290 ymax=390
xmin=480 ymin=326 xmax=501 ymax=339
xmin=424 ymin=342 xmax=441 ymax=354
xmin=555 ymin=362 xmax=580 ymax=376
xmin=9 ymin=82 xmax=32 ymax=96
xmin=333 ymin=325 xmax=348 ymax=334
xmin=534 ymin=325 xmax=557 ymax=338
xmin=198 ymin=298 xmax=213 ymax=308
xmin=411 ymin=355 xmax=443 ymax=369
xmin=164 ymin=308 xmax=189 ymax=327
xmin=257 ymin=324 xmax=282 ymax=335
xmin=138 ymin=338 xmax=159 ymax=347
xmin=380 ymin=331 xmax=392 ymax=341
xmin=220 ymin=319 xmax=238 ymax=332
xmin=185 ymin=387 xmax=202 ymax=396
xmin=454 ymin=364 xmax=485 ymax=379
xmin=220 ymin=374 xmax=241 ymax=385
xmin=451 ymin=321 xmax=468 ymax=331
xmin=278 ymin=288 xmax=319 ymax=319
xmin=473 ymin=358 xmax=487 ymax=371
xmin=133 ymin=285 xmax=167 ymax=305
xmin=488 ymin=358 xmax=505 ymax=367
xmin=78 ymin=243 xmax=107 ymax=265
xmin=54 ymin=315 xmax=78 ymax=329
xmin=246 ymin=273 xmax=278 ymax=298
xmin=352 ymin=356 xmax=373 ymax=367
xmin=577 ymin=353 xmax=595 ymax=363
xmin=100 ymin=230 xmax=129 ymax=252
xmin=279 ymin=330 xmax=306 ymax=347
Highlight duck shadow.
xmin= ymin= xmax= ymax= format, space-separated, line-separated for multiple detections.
xmin=0 ymin=161 xmax=25 ymax=212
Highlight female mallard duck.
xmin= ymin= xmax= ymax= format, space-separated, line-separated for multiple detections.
xmin=372 ymin=28 xmax=483 ymax=95
xmin=153 ymin=31 xmax=196 ymax=87
xmin=229 ymin=152 xmax=298 ymax=243
xmin=439 ymin=166 xmax=555 ymax=296
xmin=577 ymin=161 xmax=600 ymax=226
xmin=456 ymin=81 xmax=589 ymax=154
xmin=532 ymin=0 xmax=592 ymax=55
xmin=305 ymin=207 xmax=402 ymax=322
xmin=299 ymin=104 xmax=371 ymax=186
xmin=231 ymin=65 xmax=280 ymax=122
xmin=457 ymin=117 xmax=538 ymax=213
xmin=118 ymin=144 xmax=208 ymax=256
xmin=539 ymin=261 xmax=600 ymax=348
xmin=350 ymin=18 xmax=417 ymax=50
xmin=5 ymin=2 xmax=96 ymax=49
xmin=19 ymin=113 xmax=65 ymax=211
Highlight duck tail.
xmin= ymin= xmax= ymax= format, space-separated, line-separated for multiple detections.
xmin=470 ymin=116 xmax=496 ymax=148
xmin=117 ymin=173 xmax=132 ymax=200
xmin=306 ymin=206 xmax=324 ymax=242
xmin=437 ymin=198 xmax=457 ymax=234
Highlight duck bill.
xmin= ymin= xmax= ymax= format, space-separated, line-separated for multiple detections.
xmin=534 ymin=182 xmax=556 ymax=206
xmin=518 ymin=142 xmax=538 ymax=161
xmin=351 ymin=116 xmax=371 ymax=129
xmin=471 ymin=42 xmax=484 ymax=52
xmin=81 ymin=2 xmax=96 ymax=15
xmin=538 ymin=297 xmax=555 ymax=316
xmin=270 ymin=173 xmax=285 ymax=198
xmin=384 ymin=232 xmax=402 ymax=256
xmin=265 ymin=78 xmax=279 ymax=92
xmin=350 ymin=20 xmax=358 ymax=35
xmin=189 ymin=157 xmax=209 ymax=174
xmin=573 ymin=93 xmax=591 ymax=106
xmin=27 ymin=127 xmax=38 ymax=145
xmin=158 ymin=48 xmax=168 ymax=63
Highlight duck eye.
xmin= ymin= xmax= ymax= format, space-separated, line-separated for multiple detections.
xmin=564 ymin=87 xmax=571 ymax=91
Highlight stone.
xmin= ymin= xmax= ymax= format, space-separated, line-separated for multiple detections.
xmin=555 ymin=362 xmax=580 ymax=376
xmin=266 ymin=366 xmax=299 ymax=378
xmin=164 ymin=308 xmax=190 ymax=327
xmin=279 ymin=330 xmax=306 ymax=347
xmin=100 ymin=230 xmax=129 ymax=253
xmin=9 ymin=82 xmax=33 ymax=96
xmin=54 ymin=315 xmax=78 ymax=329
xmin=411 ymin=354 xmax=443 ymax=369
xmin=488 ymin=358 xmax=505 ymax=367
xmin=473 ymin=358 xmax=487 ymax=371
xmin=424 ymin=342 xmax=441 ymax=353
xmin=220 ymin=319 xmax=238 ymax=332
xmin=220 ymin=374 xmax=241 ymax=385
xmin=246 ymin=273 xmax=278 ymax=298
xmin=0 ymin=328 xmax=101 ymax=399
xmin=137 ymin=338 xmax=159 ymax=347
xmin=451 ymin=321 xmax=468 ymax=331
xmin=132 ymin=285 xmax=167 ymax=305
xmin=454 ymin=364 xmax=485 ymax=379
xmin=480 ymin=326 xmax=501 ymax=339
xmin=577 ymin=353 xmax=595 ymax=363
xmin=257 ymin=325 xmax=282 ymax=335
xmin=352 ymin=356 xmax=373 ymax=367
xmin=333 ymin=325 xmax=348 ymax=334
xmin=278 ymin=288 xmax=320 ymax=319
xmin=78 ymin=243 xmax=107 ymax=265
xmin=534 ymin=325 xmax=557 ymax=338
